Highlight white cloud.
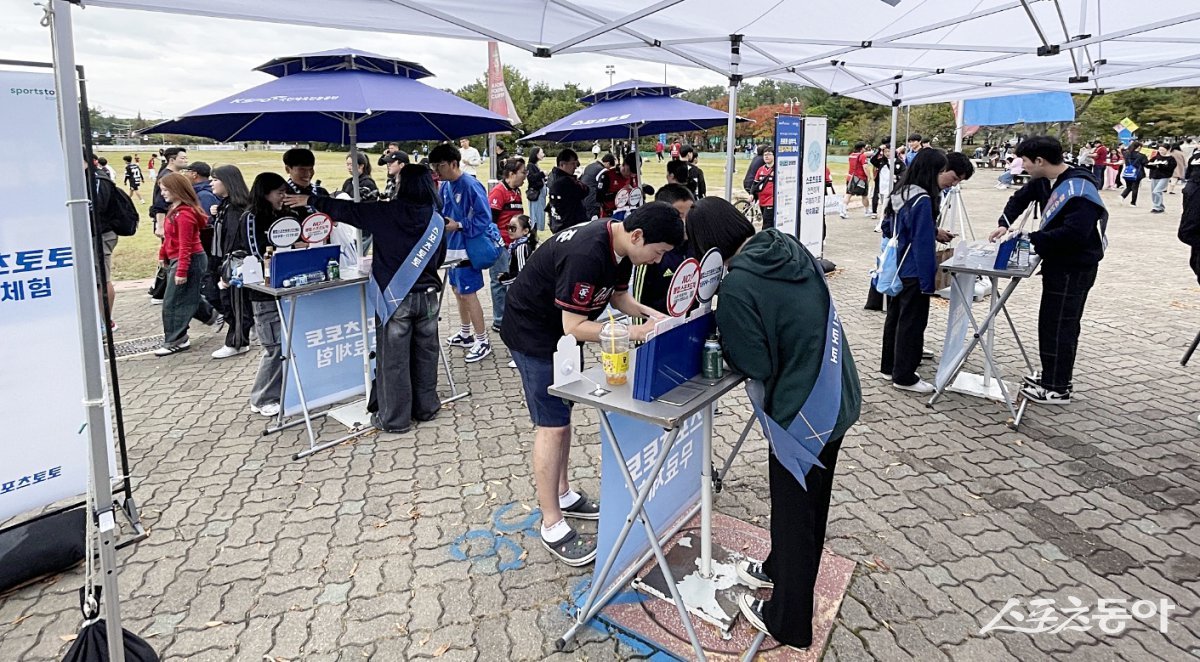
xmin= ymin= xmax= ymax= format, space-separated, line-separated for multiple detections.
xmin=4 ymin=4 xmax=726 ymax=119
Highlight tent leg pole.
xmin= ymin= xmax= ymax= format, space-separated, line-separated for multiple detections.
xmin=954 ymin=98 xmax=965 ymax=152
xmin=723 ymin=34 xmax=743 ymax=200
xmin=49 ymin=2 xmax=125 ymax=660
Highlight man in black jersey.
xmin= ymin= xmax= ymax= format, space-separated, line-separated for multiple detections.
xmin=500 ymin=203 xmax=685 ymax=566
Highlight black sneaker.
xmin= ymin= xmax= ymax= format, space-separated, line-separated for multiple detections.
xmin=738 ymin=594 xmax=770 ymax=634
xmin=446 ymin=332 xmax=473 ymax=348
xmin=561 ymin=491 xmax=600 ymax=520
xmin=1022 ymin=384 xmax=1071 ymax=405
xmin=542 ymin=528 xmax=597 ymax=567
xmin=736 ymin=559 xmax=773 ymax=589
xmin=1022 ymin=373 xmax=1041 ymax=388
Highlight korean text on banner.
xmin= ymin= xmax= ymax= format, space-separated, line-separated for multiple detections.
xmin=0 ymin=72 xmax=114 ymax=522
xmin=279 ymin=286 xmax=377 ymax=417
xmin=799 ymin=117 xmax=828 ymax=257
xmin=773 ymin=115 xmax=802 ymax=237
xmin=584 ymin=411 xmax=703 ymax=607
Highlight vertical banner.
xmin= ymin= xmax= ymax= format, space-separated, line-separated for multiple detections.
xmin=773 ymin=114 xmax=802 ymax=237
xmin=0 ymin=72 xmax=111 ymax=521
xmin=587 ymin=411 xmax=704 ymax=605
xmin=487 ymin=42 xmax=521 ymax=125
xmin=279 ymin=286 xmax=377 ymax=417
xmin=799 ymin=117 xmax=828 ymax=256
xmin=935 ymin=272 xmax=976 ymax=390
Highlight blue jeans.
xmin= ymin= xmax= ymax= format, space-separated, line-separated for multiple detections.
xmin=488 ymin=254 xmax=507 ymax=328
xmin=1151 ymin=178 xmax=1169 ymax=211
xmin=529 ymin=193 xmax=546 ymax=232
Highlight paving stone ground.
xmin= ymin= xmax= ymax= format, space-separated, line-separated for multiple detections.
xmin=2 ymin=178 xmax=1199 ymax=661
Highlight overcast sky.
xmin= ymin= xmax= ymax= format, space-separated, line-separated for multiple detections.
xmin=6 ymin=3 xmax=728 ymax=119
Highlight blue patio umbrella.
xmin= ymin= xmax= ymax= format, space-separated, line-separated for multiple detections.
xmin=140 ymin=58 xmax=513 ymax=143
xmin=521 ymin=79 xmax=745 ymax=143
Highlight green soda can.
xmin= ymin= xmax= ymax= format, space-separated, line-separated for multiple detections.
xmin=702 ymin=334 xmax=723 ymax=379
xmin=327 ymin=258 xmax=340 ymax=281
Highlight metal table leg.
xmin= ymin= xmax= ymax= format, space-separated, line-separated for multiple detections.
xmin=701 ymin=403 xmax=714 ymax=577
xmin=558 ymin=415 xmax=706 ymax=660
xmin=715 ymin=415 xmax=758 ymax=493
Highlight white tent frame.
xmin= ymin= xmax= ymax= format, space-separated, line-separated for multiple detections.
xmin=40 ymin=1 xmax=1200 ymax=658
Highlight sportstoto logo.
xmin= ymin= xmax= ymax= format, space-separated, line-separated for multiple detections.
xmin=230 ymin=95 xmax=340 ymax=104
xmin=9 ymin=87 xmax=56 ymax=99
xmin=569 ymin=113 xmax=632 ymax=127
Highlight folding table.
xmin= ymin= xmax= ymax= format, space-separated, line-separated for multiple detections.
xmin=549 ymin=366 xmax=749 ymax=659
xmin=929 ymin=257 xmax=1040 ymax=429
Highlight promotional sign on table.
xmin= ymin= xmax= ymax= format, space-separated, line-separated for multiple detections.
xmin=587 ymin=411 xmax=704 ymax=608
xmin=665 ymin=257 xmax=700 ymax=317
xmin=799 ymin=117 xmax=828 ymax=256
xmin=300 ymin=212 xmax=333 ymax=243
xmin=695 ymin=248 xmax=723 ymax=309
xmin=279 ymin=287 xmax=377 ymax=417
xmin=268 ymin=217 xmax=302 ymax=247
xmin=773 ymin=114 xmax=802 ymax=236
xmin=0 ymin=72 xmax=115 ymax=522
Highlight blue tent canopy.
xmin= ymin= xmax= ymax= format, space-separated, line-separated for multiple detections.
xmin=963 ymin=92 xmax=1076 ymax=126
xmin=141 ymin=68 xmax=512 ymax=142
xmin=254 ymin=47 xmax=434 ymax=80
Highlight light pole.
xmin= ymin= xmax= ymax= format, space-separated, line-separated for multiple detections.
xmin=605 ymin=64 xmax=615 ymax=87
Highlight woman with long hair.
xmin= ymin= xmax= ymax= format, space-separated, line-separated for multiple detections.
xmin=342 ymin=152 xmax=380 ymax=201
xmin=240 ymin=172 xmax=296 ymax=417
xmin=880 ymin=148 xmax=947 ymax=393
xmin=281 ymin=163 xmax=447 ymax=432
xmin=154 ymin=172 xmax=221 ymax=356
xmin=684 ymin=197 xmax=860 ymax=649
xmin=210 ymin=165 xmax=254 ymax=358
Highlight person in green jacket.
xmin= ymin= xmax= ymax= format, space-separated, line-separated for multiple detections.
xmin=686 ymin=197 xmax=861 ymax=649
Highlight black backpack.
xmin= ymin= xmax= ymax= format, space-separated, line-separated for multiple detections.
xmin=94 ymin=177 xmax=139 ymax=237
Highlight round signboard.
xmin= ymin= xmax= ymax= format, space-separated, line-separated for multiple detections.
xmin=665 ymin=257 xmax=701 ymax=317
xmin=614 ymin=186 xmax=643 ymax=210
xmin=697 ymin=248 xmax=725 ymax=303
xmin=267 ymin=218 xmax=302 ymax=247
xmin=301 ymin=212 xmax=333 ymax=243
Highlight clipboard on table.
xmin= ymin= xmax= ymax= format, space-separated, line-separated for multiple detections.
xmin=631 ymin=312 xmax=715 ymax=402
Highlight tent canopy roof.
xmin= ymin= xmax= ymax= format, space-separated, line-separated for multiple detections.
xmin=89 ymin=0 xmax=1200 ymax=105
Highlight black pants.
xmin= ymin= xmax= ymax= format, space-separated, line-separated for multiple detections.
xmin=1038 ymin=265 xmax=1097 ymax=392
xmin=1092 ymin=165 xmax=1106 ymax=184
xmin=762 ymin=437 xmax=843 ymax=648
xmin=222 ymin=284 xmax=253 ymax=349
xmin=880 ymin=277 xmax=930 ymax=386
xmin=870 ymin=173 xmax=882 ymax=213
xmin=1121 ymin=178 xmax=1141 ymax=205
xmin=371 ymin=288 xmax=442 ymax=432
xmin=148 ymin=264 xmax=167 ymax=300
xmin=761 ymin=205 xmax=775 ymax=229
xmin=203 ymin=256 xmax=226 ymax=317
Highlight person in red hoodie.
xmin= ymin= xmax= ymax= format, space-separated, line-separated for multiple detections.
xmin=155 ymin=172 xmax=221 ymax=356
xmin=752 ymin=148 xmax=776 ymax=228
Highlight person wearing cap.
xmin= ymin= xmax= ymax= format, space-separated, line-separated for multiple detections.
xmin=380 ymin=150 xmax=409 ymax=201
xmin=377 ymin=142 xmax=408 ymax=168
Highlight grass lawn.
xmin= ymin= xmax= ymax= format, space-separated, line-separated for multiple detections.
xmin=109 ymin=149 xmax=850 ymax=281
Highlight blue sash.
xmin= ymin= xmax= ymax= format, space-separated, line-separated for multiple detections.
xmin=368 ymin=211 xmax=445 ymax=324
xmin=1041 ymin=177 xmax=1109 ymax=252
xmin=746 ymin=252 xmax=845 ymax=489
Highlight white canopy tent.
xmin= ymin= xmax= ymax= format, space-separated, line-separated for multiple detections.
xmin=35 ymin=2 xmax=1200 ymax=658
xmin=83 ymin=0 xmax=1200 ymax=192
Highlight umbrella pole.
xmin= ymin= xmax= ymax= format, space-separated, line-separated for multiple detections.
xmin=346 ymin=119 xmax=372 ymax=402
xmin=48 ymin=3 xmax=126 ymax=660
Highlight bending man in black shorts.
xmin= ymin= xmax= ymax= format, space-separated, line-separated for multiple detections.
xmin=500 ymin=203 xmax=686 ymax=566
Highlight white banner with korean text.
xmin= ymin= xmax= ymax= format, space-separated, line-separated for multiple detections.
xmin=0 ymin=72 xmax=114 ymax=523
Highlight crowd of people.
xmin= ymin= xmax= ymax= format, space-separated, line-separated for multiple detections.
xmin=85 ymin=125 xmax=1189 ymax=650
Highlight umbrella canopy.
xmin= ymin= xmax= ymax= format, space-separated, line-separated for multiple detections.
xmin=141 ymin=69 xmax=513 ymax=142
xmin=579 ymin=79 xmax=684 ymax=103
xmin=255 ymin=47 xmax=434 ymax=79
xmin=522 ymin=81 xmax=743 ymax=142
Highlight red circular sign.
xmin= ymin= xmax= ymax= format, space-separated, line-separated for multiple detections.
xmin=301 ymin=212 xmax=333 ymax=243
xmin=666 ymin=258 xmax=701 ymax=317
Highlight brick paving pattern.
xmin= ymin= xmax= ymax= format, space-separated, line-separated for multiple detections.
xmin=1 ymin=181 xmax=1198 ymax=661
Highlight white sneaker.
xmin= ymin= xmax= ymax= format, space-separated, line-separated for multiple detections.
xmin=257 ymin=402 xmax=280 ymax=417
xmin=212 ymin=345 xmax=250 ymax=359
xmin=838 ymin=211 xmax=848 ymax=219
xmin=507 ymin=359 xmax=517 ymax=368
xmin=149 ymin=297 xmax=164 ymax=305
xmin=893 ymin=379 xmax=935 ymax=394
xmin=465 ymin=340 xmax=492 ymax=363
